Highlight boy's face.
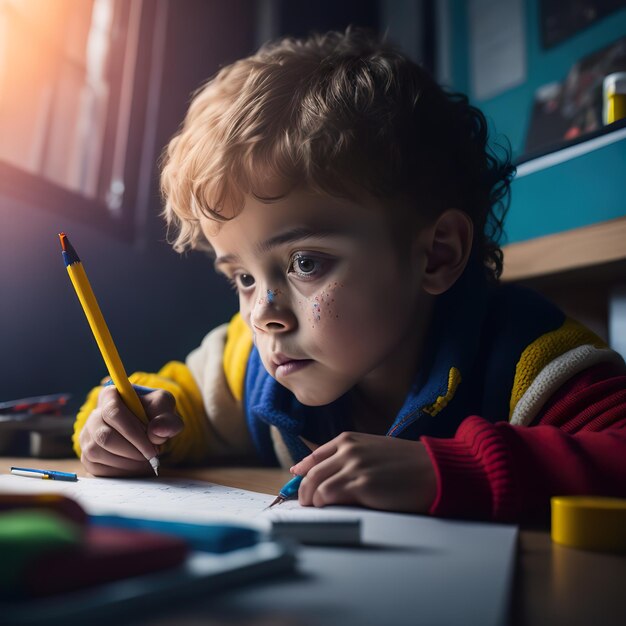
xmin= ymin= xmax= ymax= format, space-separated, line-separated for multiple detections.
xmin=203 ymin=188 xmax=432 ymax=407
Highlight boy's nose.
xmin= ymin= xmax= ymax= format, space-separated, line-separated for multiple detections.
xmin=251 ymin=289 xmax=296 ymax=333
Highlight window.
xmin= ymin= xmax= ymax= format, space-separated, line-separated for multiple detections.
xmin=0 ymin=0 xmax=164 ymax=237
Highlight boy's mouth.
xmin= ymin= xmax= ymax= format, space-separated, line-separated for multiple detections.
xmin=271 ymin=353 xmax=313 ymax=378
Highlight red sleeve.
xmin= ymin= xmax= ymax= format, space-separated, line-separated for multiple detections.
xmin=421 ymin=362 xmax=626 ymax=523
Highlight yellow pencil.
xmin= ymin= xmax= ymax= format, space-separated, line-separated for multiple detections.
xmin=58 ymin=232 xmax=159 ymax=476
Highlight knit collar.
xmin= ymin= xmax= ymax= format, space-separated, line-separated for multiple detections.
xmin=387 ymin=261 xmax=491 ymax=438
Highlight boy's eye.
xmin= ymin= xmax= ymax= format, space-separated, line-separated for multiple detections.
xmin=289 ymin=254 xmax=329 ymax=279
xmin=295 ymin=256 xmax=316 ymax=274
xmin=235 ymin=273 xmax=255 ymax=289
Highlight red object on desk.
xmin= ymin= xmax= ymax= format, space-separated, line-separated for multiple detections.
xmin=22 ymin=526 xmax=188 ymax=597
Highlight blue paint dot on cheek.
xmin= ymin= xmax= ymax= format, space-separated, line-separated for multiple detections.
xmin=312 ymin=302 xmax=321 ymax=321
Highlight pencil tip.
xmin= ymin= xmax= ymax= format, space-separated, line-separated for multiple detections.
xmin=58 ymin=232 xmax=67 ymax=251
xmin=149 ymin=456 xmax=160 ymax=477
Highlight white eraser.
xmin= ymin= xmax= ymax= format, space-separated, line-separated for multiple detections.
xmin=271 ymin=519 xmax=361 ymax=545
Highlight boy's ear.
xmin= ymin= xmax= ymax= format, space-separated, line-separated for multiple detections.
xmin=419 ymin=209 xmax=473 ymax=295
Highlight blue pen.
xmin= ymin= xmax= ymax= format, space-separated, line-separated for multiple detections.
xmin=10 ymin=466 xmax=78 ymax=482
xmin=268 ymin=474 xmax=304 ymax=508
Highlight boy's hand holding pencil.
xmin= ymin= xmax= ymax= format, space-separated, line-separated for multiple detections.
xmin=290 ymin=432 xmax=437 ymax=514
xmin=79 ymin=384 xmax=183 ymax=477
xmin=59 ymin=233 xmax=183 ymax=477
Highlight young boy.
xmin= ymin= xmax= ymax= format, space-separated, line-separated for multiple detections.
xmin=73 ymin=29 xmax=626 ymax=523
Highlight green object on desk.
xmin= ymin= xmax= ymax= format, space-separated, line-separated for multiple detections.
xmin=0 ymin=510 xmax=81 ymax=588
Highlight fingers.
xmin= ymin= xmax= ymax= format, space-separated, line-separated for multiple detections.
xmin=293 ymin=434 xmax=437 ymax=513
xmin=141 ymin=390 xmax=184 ymax=445
xmin=298 ymin=456 xmax=357 ymax=507
xmin=81 ymin=412 xmax=146 ymax=462
xmin=82 ymin=386 xmax=183 ymax=476
xmin=79 ymin=418 xmax=153 ymax=477
xmin=99 ymin=388 xmax=159 ymax=462
xmin=292 ymin=433 xmax=362 ymax=507
xmin=290 ymin=439 xmax=339 ymax=476
xmin=80 ymin=448 xmax=152 ymax=477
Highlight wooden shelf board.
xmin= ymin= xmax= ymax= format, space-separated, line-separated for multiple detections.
xmin=502 ymin=216 xmax=626 ymax=282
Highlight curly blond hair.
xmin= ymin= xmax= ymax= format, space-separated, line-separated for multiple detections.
xmin=160 ymin=28 xmax=513 ymax=278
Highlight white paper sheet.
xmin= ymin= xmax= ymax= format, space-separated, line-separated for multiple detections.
xmin=0 ymin=474 xmax=276 ymax=523
xmin=0 ymin=473 xmax=359 ymax=528
xmin=0 ymin=472 xmax=518 ymax=625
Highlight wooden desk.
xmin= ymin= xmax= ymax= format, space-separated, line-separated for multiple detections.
xmin=3 ymin=458 xmax=625 ymax=626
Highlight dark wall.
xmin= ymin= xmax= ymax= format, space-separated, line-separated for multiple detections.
xmin=0 ymin=1 xmax=255 ymax=407
xmin=278 ymin=0 xmax=379 ymax=37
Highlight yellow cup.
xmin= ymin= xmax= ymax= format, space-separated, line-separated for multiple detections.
xmin=551 ymin=496 xmax=626 ymax=551
xmin=603 ymin=72 xmax=626 ymax=125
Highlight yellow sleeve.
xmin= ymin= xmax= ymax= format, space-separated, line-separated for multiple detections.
xmin=72 ymin=361 xmax=212 ymax=465
xmin=222 ymin=313 xmax=253 ymax=402
xmin=508 ymin=317 xmax=607 ymax=418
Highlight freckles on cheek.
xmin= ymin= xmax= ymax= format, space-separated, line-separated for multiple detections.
xmin=306 ymin=282 xmax=342 ymax=328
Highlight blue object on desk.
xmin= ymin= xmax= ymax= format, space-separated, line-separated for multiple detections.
xmin=10 ymin=467 xmax=78 ymax=481
xmin=90 ymin=515 xmax=260 ymax=553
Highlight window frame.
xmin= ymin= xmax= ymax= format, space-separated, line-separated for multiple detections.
xmin=0 ymin=0 xmax=166 ymax=241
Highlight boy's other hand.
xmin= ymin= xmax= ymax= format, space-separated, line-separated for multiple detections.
xmin=290 ymin=432 xmax=437 ymax=513
xmin=79 ymin=385 xmax=183 ymax=477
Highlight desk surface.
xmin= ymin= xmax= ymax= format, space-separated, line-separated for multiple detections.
xmin=3 ymin=458 xmax=625 ymax=626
